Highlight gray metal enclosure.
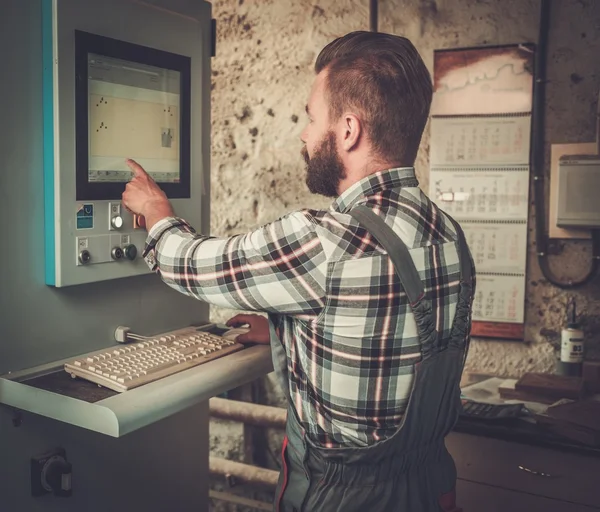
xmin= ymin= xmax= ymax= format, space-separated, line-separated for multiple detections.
xmin=0 ymin=1 xmax=215 ymax=510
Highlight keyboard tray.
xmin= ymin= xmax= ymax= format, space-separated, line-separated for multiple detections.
xmin=0 ymin=342 xmax=272 ymax=437
xmin=64 ymin=327 xmax=244 ymax=392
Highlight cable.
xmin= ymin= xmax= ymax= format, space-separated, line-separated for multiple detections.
xmin=127 ymin=334 xmax=150 ymax=341
xmin=596 ymin=89 xmax=600 ymax=154
xmin=114 ymin=325 xmax=152 ymax=343
xmin=369 ymin=0 xmax=378 ymax=32
xmin=532 ymin=0 xmax=600 ymax=289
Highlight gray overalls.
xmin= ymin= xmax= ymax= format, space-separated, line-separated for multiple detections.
xmin=268 ymin=206 xmax=473 ymax=512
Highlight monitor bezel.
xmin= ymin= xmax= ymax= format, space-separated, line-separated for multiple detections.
xmin=74 ymin=30 xmax=191 ymax=201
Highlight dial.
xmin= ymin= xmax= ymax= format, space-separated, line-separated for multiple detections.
xmin=78 ymin=250 xmax=91 ymax=264
xmin=111 ymin=247 xmax=124 ymax=260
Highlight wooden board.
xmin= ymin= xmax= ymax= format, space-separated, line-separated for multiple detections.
xmin=471 ymin=321 xmax=524 ymax=340
xmin=535 ymin=414 xmax=600 ymax=447
xmin=498 ymin=386 xmax=557 ymax=405
xmin=546 ymin=400 xmax=600 ymax=431
xmin=515 ymin=373 xmax=585 ymax=401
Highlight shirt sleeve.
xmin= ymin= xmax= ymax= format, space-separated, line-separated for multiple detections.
xmin=142 ymin=211 xmax=328 ymax=316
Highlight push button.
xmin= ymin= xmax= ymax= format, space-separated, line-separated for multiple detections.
xmin=108 ymin=202 xmax=123 ymax=230
xmin=124 ymin=244 xmax=137 ymax=261
xmin=79 ymin=250 xmax=91 ymax=264
xmin=111 ymin=215 xmax=123 ymax=229
xmin=133 ymin=214 xmax=145 ymax=229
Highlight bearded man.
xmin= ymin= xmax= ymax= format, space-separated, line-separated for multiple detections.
xmin=123 ymin=30 xmax=474 ymax=512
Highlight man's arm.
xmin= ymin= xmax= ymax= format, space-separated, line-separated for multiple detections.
xmin=122 ymin=158 xmax=327 ymax=316
xmin=143 ymin=211 xmax=328 ymax=316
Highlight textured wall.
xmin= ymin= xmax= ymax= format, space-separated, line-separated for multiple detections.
xmin=207 ymin=1 xmax=600 ymax=507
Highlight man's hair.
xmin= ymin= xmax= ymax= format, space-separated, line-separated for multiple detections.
xmin=315 ymin=31 xmax=432 ymax=166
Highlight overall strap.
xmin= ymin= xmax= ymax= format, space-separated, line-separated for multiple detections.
xmin=446 ymin=216 xmax=472 ymax=284
xmin=443 ymin=215 xmax=474 ymax=367
xmin=348 ymin=206 xmax=424 ymax=304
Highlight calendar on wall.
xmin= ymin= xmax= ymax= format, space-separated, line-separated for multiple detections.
xmin=429 ymin=44 xmax=535 ymax=340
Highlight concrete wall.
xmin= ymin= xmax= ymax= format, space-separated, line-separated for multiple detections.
xmin=0 ymin=1 xmax=211 ymax=510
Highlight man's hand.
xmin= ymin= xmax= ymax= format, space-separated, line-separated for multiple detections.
xmin=122 ymin=159 xmax=175 ymax=231
xmin=226 ymin=314 xmax=270 ymax=345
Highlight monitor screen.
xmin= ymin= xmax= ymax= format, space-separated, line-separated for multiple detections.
xmin=87 ymin=54 xmax=182 ymax=184
xmin=75 ymin=31 xmax=191 ymax=200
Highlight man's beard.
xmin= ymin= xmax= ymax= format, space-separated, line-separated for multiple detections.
xmin=302 ymin=131 xmax=347 ymax=198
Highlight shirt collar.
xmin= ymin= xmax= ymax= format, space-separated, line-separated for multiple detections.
xmin=331 ymin=167 xmax=419 ymax=213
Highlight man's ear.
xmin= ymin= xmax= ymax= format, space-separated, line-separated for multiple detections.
xmin=340 ymin=113 xmax=362 ymax=152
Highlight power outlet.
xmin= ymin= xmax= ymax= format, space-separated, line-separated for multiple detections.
xmin=31 ymin=447 xmax=72 ymax=497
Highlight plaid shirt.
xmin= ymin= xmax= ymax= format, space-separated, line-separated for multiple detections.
xmin=143 ymin=168 xmax=472 ymax=448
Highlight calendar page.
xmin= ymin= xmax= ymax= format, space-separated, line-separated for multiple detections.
xmin=470 ymin=275 xmax=525 ymax=324
xmin=461 ymin=222 xmax=527 ymax=275
xmin=430 ymin=116 xmax=531 ymax=167
xmin=430 ymin=167 xmax=529 ymax=220
xmin=430 ymin=44 xmax=534 ymax=340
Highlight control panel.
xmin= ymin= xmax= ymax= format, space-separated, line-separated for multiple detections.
xmin=43 ymin=0 xmax=211 ymax=287
xmin=74 ymin=202 xmax=144 ymax=267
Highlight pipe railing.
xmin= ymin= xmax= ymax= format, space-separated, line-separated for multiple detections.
xmin=210 ymin=456 xmax=279 ymax=490
xmin=209 ymin=397 xmax=287 ymax=429
xmin=208 ymin=397 xmax=285 ymax=510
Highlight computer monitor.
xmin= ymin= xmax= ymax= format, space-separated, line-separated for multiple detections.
xmin=44 ymin=5 xmax=209 ymax=287
xmin=74 ymin=30 xmax=191 ymax=200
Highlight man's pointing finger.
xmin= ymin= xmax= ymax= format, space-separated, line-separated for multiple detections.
xmin=126 ymin=158 xmax=148 ymax=178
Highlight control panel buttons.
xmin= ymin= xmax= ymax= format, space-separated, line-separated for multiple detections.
xmin=133 ymin=214 xmax=145 ymax=229
xmin=108 ymin=202 xmax=123 ymax=231
xmin=111 ymin=247 xmax=124 ymax=260
xmin=79 ymin=250 xmax=91 ymax=265
xmin=124 ymin=244 xmax=138 ymax=261
xmin=111 ymin=215 xmax=123 ymax=229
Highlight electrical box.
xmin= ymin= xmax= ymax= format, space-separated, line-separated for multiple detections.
xmin=43 ymin=0 xmax=212 ymax=287
xmin=557 ymin=155 xmax=600 ymax=228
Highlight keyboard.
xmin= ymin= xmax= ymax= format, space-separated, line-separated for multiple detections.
xmin=64 ymin=326 xmax=245 ymax=392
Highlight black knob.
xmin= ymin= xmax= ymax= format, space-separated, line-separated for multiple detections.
xmin=78 ymin=250 xmax=91 ymax=264
xmin=111 ymin=247 xmax=123 ymax=260
xmin=124 ymin=244 xmax=137 ymax=261
xmin=41 ymin=455 xmax=72 ymax=497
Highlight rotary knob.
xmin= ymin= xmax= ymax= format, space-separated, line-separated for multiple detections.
xmin=78 ymin=250 xmax=91 ymax=264
xmin=111 ymin=247 xmax=124 ymax=260
xmin=124 ymin=244 xmax=137 ymax=261
xmin=111 ymin=215 xmax=123 ymax=229
xmin=41 ymin=455 xmax=72 ymax=497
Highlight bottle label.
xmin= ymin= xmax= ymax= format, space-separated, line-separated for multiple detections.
xmin=561 ymin=329 xmax=584 ymax=363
